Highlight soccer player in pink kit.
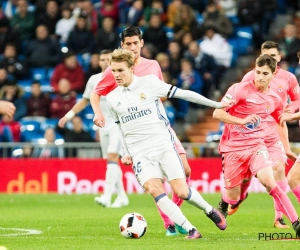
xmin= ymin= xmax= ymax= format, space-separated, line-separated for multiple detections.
xmin=224 ymin=41 xmax=300 ymax=228
xmin=91 ymin=26 xmax=194 ymax=236
xmin=213 ymin=54 xmax=300 ymax=236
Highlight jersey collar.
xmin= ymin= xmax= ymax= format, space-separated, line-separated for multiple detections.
xmin=120 ymin=75 xmax=138 ymax=91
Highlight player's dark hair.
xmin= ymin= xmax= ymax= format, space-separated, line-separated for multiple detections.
xmin=120 ymin=26 xmax=142 ymax=42
xmin=256 ymin=54 xmax=277 ymax=73
xmin=261 ymin=41 xmax=279 ymax=52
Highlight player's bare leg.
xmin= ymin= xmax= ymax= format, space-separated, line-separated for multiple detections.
xmin=287 ymin=161 xmax=300 ymax=203
xmin=272 ymin=160 xmax=290 ymax=228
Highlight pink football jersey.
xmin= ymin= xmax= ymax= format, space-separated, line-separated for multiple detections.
xmin=219 ymin=81 xmax=283 ymax=153
xmin=94 ymin=58 xmax=164 ymax=96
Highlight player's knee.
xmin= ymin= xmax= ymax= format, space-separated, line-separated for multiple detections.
xmin=173 ymin=187 xmax=189 ymax=200
xmin=287 ymin=174 xmax=297 ymax=189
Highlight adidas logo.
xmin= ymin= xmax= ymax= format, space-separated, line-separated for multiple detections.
xmin=117 ymin=102 xmax=122 ymax=107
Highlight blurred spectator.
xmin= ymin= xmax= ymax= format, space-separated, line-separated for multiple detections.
xmin=36 ymin=0 xmax=61 ymax=38
xmin=142 ymin=13 xmax=169 ymax=53
xmin=0 ymin=80 xmax=27 ymax=120
xmin=143 ymin=0 xmax=166 ymax=24
xmin=2 ymin=0 xmax=18 ymax=19
xmin=237 ymin=0 xmax=277 ymax=49
xmin=50 ymin=78 xmax=77 ymax=118
xmin=176 ymin=58 xmax=203 ymax=119
xmin=10 ymin=0 xmax=35 ymax=42
xmin=119 ymin=0 xmax=144 ymax=27
xmin=200 ymin=26 xmax=232 ymax=90
xmin=51 ymin=51 xmax=85 ymax=93
xmin=55 ymin=4 xmax=76 ymax=44
xmin=180 ymin=31 xmax=193 ymax=52
xmin=95 ymin=16 xmax=119 ymax=52
xmin=0 ymin=43 xmax=29 ymax=80
xmin=100 ymin=0 xmax=119 ymax=21
xmin=0 ymin=15 xmax=21 ymax=54
xmin=278 ymin=24 xmax=300 ymax=70
xmin=141 ymin=43 xmax=156 ymax=59
xmin=85 ymin=53 xmax=102 ymax=82
xmin=0 ymin=67 xmax=10 ymax=90
xmin=26 ymin=80 xmax=52 ymax=117
xmin=0 ymin=114 xmax=21 ymax=142
xmin=173 ymin=4 xmax=201 ymax=41
xmin=167 ymin=41 xmax=183 ymax=80
xmin=156 ymin=52 xmax=171 ymax=71
xmin=184 ymin=40 xmax=217 ymax=98
xmin=184 ymin=0 xmax=206 ymax=13
xmin=219 ymin=0 xmax=238 ymax=17
xmin=55 ymin=116 xmax=94 ymax=157
xmin=25 ymin=24 xmax=62 ymax=68
xmin=80 ymin=0 xmax=99 ymax=34
xmin=31 ymin=127 xmax=64 ymax=158
xmin=166 ymin=0 xmax=183 ymax=28
xmin=201 ymin=1 xmax=233 ymax=38
xmin=18 ymin=144 xmax=33 ymax=158
xmin=67 ymin=13 xmax=96 ymax=55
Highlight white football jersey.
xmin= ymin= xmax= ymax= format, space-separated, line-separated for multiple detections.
xmin=83 ymin=73 xmax=116 ymax=133
xmin=106 ymin=75 xmax=178 ymax=157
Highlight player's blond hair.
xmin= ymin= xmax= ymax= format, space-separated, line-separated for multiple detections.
xmin=110 ymin=49 xmax=135 ymax=68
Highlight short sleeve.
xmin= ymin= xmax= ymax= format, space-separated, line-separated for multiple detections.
xmin=94 ymin=67 xmax=118 ymax=96
xmin=150 ymin=75 xmax=174 ymax=98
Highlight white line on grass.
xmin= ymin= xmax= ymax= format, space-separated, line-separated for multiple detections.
xmin=0 ymin=227 xmax=42 ymax=237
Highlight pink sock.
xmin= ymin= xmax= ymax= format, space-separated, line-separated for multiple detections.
xmin=156 ymin=182 xmax=173 ymax=229
xmin=172 ymin=177 xmax=190 ymax=207
xmin=222 ymin=192 xmax=239 ymax=205
xmin=269 ymin=185 xmax=298 ymax=223
xmin=240 ymin=181 xmax=251 ymax=200
xmin=292 ymin=184 xmax=300 ymax=203
xmin=273 ymin=180 xmax=288 ymax=219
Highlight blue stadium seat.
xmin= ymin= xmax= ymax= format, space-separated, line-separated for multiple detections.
xmin=235 ymin=26 xmax=253 ymax=55
xmin=165 ymin=105 xmax=176 ymax=126
xmin=163 ymin=26 xmax=174 ymax=41
xmin=227 ymin=38 xmax=239 ymax=67
xmin=206 ymin=130 xmax=222 ymax=143
xmin=21 ymin=131 xmax=44 ymax=142
xmin=31 ymin=67 xmax=48 ymax=81
xmin=18 ymin=79 xmax=32 ymax=94
xmin=228 ymin=15 xmax=239 ymax=26
xmin=40 ymin=118 xmax=59 ymax=131
xmin=20 ymin=119 xmax=41 ymax=133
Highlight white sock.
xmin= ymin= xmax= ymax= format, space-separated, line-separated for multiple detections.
xmin=186 ymin=187 xmax=213 ymax=214
xmin=115 ymin=165 xmax=127 ymax=199
xmin=103 ymin=163 xmax=119 ymax=201
xmin=156 ymin=194 xmax=195 ymax=232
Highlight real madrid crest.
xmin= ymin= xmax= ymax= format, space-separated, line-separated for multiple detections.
xmin=140 ymin=92 xmax=146 ymax=101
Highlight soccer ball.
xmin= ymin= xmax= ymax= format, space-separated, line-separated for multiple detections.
xmin=119 ymin=212 xmax=147 ymax=239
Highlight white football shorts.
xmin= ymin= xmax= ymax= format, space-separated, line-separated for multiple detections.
xmin=132 ymin=148 xmax=186 ymax=186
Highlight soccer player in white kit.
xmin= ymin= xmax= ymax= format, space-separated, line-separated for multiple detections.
xmin=105 ymin=49 xmax=234 ymax=239
xmin=58 ymin=50 xmax=128 ymax=208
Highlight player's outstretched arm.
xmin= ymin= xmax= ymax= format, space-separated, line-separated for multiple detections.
xmin=91 ymin=92 xmax=105 ymax=127
xmin=0 ymin=101 xmax=16 ymax=119
xmin=58 ymin=98 xmax=90 ymax=127
xmin=172 ymin=89 xmax=236 ymax=109
xmin=213 ymin=109 xmax=260 ymax=125
xmin=280 ymin=112 xmax=300 ymax=125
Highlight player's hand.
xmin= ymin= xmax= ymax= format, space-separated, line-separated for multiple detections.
xmin=218 ymin=100 xmax=236 ymax=108
xmin=279 ymin=112 xmax=295 ymax=125
xmin=58 ymin=116 xmax=69 ymax=128
xmin=241 ymin=114 xmax=260 ymax=125
xmin=0 ymin=101 xmax=16 ymax=119
xmin=93 ymin=112 xmax=105 ymax=128
xmin=284 ymin=104 xmax=293 ymax=113
xmin=121 ymin=155 xmax=132 ymax=166
xmin=285 ymin=149 xmax=297 ymax=162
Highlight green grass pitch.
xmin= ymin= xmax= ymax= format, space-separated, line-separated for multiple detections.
xmin=0 ymin=193 xmax=300 ymax=250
